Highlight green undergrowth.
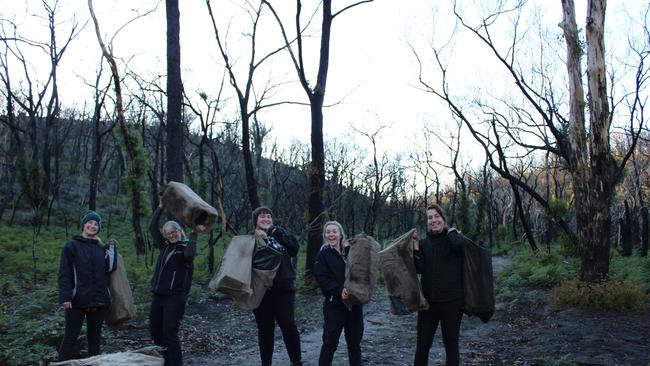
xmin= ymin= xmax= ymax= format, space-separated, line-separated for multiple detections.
xmin=0 ymin=220 xmax=234 ymax=366
xmin=495 ymin=240 xmax=650 ymax=312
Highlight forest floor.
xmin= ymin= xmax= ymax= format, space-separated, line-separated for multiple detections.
xmin=102 ymin=257 xmax=650 ymax=366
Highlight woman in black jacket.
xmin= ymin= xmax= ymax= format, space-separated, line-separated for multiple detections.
xmin=149 ymin=205 xmax=205 ymax=366
xmin=251 ymin=206 xmax=303 ymax=366
xmin=412 ymin=204 xmax=469 ymax=366
xmin=57 ymin=210 xmax=117 ymax=361
xmin=314 ymin=220 xmax=363 ymax=366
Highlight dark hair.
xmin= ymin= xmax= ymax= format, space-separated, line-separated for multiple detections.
xmin=252 ymin=206 xmax=273 ymax=225
xmin=426 ymin=203 xmax=447 ymax=223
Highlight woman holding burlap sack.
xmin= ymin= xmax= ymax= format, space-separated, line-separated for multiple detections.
xmin=57 ymin=210 xmax=117 ymax=361
xmin=314 ymin=221 xmax=364 ymax=366
xmin=250 ymin=206 xmax=303 ymax=366
xmin=149 ymin=205 xmax=206 ymax=366
xmin=411 ymin=204 xmax=471 ymax=366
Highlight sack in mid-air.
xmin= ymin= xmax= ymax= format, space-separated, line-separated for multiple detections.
xmin=160 ymin=181 xmax=219 ymax=230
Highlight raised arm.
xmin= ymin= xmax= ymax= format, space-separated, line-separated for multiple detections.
xmin=149 ymin=206 xmax=165 ymax=249
xmin=184 ymin=231 xmax=198 ymax=261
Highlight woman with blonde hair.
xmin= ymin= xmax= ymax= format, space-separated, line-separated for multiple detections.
xmin=57 ymin=210 xmax=117 ymax=361
xmin=314 ymin=220 xmax=364 ymax=366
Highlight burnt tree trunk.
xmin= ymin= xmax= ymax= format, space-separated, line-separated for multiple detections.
xmin=618 ymin=200 xmax=633 ymax=256
xmin=640 ymin=207 xmax=648 ymax=257
xmin=89 ymin=0 xmax=146 ymax=254
xmin=166 ymin=0 xmax=183 ymax=183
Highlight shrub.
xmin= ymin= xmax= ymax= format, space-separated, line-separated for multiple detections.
xmin=551 ymin=279 xmax=646 ymax=312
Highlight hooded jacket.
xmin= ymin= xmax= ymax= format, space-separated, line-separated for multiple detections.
xmin=58 ymin=235 xmax=116 ymax=308
xmin=149 ymin=207 xmax=197 ymax=296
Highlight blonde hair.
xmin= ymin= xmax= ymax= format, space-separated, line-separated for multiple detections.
xmin=322 ymin=220 xmax=346 ymax=246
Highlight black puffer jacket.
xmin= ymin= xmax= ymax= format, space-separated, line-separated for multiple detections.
xmin=58 ymin=236 xmax=116 ymax=308
xmin=314 ymin=244 xmax=350 ymax=306
xmin=149 ymin=207 xmax=197 ymax=296
xmin=413 ymin=228 xmax=467 ymax=303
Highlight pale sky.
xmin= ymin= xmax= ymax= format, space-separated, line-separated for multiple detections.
xmin=2 ymin=0 xmax=647 ymax=165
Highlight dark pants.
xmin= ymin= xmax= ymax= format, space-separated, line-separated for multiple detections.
xmin=319 ymin=303 xmax=364 ymax=366
xmin=57 ymin=306 xmax=107 ymax=361
xmin=149 ymin=293 xmax=187 ymax=366
xmin=253 ymin=283 xmax=302 ymax=365
xmin=414 ymin=299 xmax=463 ymax=366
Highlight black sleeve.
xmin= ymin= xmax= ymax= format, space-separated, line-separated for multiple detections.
xmin=58 ymin=243 xmax=75 ymax=304
xmin=184 ymin=232 xmax=198 ymax=261
xmin=149 ymin=206 xmax=165 ymax=249
xmin=313 ymin=250 xmax=342 ymax=301
xmin=270 ymin=225 xmax=299 ymax=257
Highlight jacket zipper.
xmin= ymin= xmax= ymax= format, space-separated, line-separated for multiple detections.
xmin=154 ymin=245 xmax=172 ymax=291
xmin=170 ymin=271 xmax=176 ymax=290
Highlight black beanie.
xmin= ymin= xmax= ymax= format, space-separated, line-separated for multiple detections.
xmin=81 ymin=210 xmax=102 ymax=230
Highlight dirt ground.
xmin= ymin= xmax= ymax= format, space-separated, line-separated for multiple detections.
xmin=106 ymin=257 xmax=650 ymax=366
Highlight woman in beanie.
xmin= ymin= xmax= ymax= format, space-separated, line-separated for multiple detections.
xmin=57 ymin=210 xmax=117 ymax=361
xmin=314 ymin=220 xmax=364 ymax=366
xmin=411 ymin=203 xmax=472 ymax=366
xmin=149 ymin=203 xmax=206 ymax=366
xmin=251 ymin=206 xmax=303 ymax=366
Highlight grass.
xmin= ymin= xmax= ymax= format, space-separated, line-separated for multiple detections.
xmin=0 ymin=219 xmax=233 ymax=365
xmin=493 ymin=239 xmax=650 ymax=312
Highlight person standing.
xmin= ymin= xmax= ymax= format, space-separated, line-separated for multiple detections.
xmin=412 ymin=203 xmax=470 ymax=366
xmin=57 ymin=210 xmax=117 ymax=361
xmin=314 ymin=221 xmax=364 ymax=366
xmin=149 ymin=205 xmax=205 ymax=366
xmin=251 ymin=206 xmax=303 ymax=366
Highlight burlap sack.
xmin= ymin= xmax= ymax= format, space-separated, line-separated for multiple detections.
xmin=233 ymin=266 xmax=278 ymax=310
xmin=160 ymin=181 xmax=218 ymax=230
xmin=209 ymin=235 xmax=255 ymax=297
xmin=462 ymin=238 xmax=495 ymax=323
xmin=378 ymin=228 xmax=429 ymax=315
xmin=106 ymin=253 xmax=135 ymax=326
xmin=50 ymin=346 xmax=164 ymax=366
xmin=343 ymin=234 xmax=379 ymax=307
xmin=209 ymin=234 xmax=279 ymax=310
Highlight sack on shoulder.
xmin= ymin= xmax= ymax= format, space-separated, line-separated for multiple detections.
xmin=106 ymin=253 xmax=135 ymax=326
